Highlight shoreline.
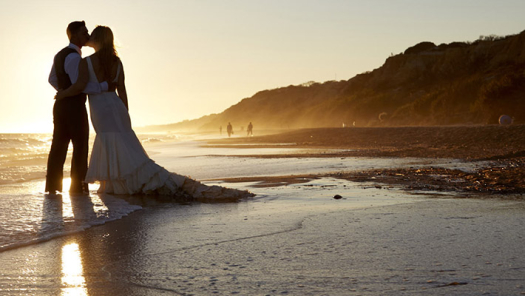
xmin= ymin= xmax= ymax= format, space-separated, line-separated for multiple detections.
xmin=1 ymin=128 xmax=525 ymax=294
xmin=205 ymin=125 xmax=525 ymax=160
xmin=205 ymin=125 xmax=525 ymax=197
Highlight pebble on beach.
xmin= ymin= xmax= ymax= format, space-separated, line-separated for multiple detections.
xmin=333 ymin=194 xmax=342 ymax=199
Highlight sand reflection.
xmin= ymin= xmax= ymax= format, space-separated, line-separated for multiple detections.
xmin=59 ymin=178 xmax=74 ymax=219
xmin=49 ymin=178 xmax=98 ymax=295
xmin=61 ymin=242 xmax=87 ymax=295
xmin=90 ymin=194 xmax=109 ymax=218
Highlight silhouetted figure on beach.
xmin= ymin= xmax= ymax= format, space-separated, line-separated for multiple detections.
xmin=219 ymin=126 xmax=222 ymax=135
xmin=54 ymin=26 xmax=252 ymax=200
xmin=247 ymin=122 xmax=253 ymax=136
xmin=46 ymin=21 xmax=110 ymax=195
xmin=227 ymin=122 xmax=233 ymax=137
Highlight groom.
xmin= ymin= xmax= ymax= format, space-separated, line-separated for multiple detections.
xmin=45 ymin=21 xmax=109 ymax=195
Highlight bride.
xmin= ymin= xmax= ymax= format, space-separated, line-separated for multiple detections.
xmin=56 ymin=26 xmax=252 ymax=202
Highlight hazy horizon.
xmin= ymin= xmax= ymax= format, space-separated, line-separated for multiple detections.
xmin=1 ymin=0 xmax=524 ymax=132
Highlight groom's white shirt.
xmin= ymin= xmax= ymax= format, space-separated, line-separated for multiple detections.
xmin=49 ymin=43 xmax=108 ymax=94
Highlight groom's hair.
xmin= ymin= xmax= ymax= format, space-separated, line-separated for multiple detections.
xmin=66 ymin=21 xmax=86 ymax=40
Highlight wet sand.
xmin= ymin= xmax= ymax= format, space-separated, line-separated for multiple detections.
xmin=206 ymin=125 xmax=525 ymax=160
xmin=2 ymin=126 xmax=525 ymax=294
xmin=207 ymin=125 xmax=525 ymax=197
xmin=1 ymin=185 xmax=524 ymax=295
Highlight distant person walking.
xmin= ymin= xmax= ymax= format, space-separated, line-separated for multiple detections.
xmin=219 ymin=126 xmax=222 ymax=135
xmin=227 ymin=122 xmax=233 ymax=137
xmin=247 ymin=122 xmax=253 ymax=136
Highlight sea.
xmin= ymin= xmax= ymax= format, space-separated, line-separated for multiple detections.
xmin=0 ymin=132 xmax=484 ymax=253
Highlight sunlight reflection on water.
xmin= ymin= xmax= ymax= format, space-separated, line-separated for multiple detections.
xmin=0 ymin=177 xmax=140 ymax=252
xmin=90 ymin=194 xmax=109 ymax=218
xmin=60 ymin=179 xmax=74 ymax=220
xmin=61 ymin=242 xmax=87 ymax=296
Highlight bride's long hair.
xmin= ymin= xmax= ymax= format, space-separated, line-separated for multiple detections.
xmin=91 ymin=26 xmax=119 ymax=83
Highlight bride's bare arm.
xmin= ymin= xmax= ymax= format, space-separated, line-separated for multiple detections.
xmin=55 ymin=59 xmax=89 ymax=100
xmin=116 ymin=60 xmax=128 ymax=110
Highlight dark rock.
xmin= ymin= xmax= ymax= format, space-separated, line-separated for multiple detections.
xmin=333 ymin=194 xmax=342 ymax=199
xmin=404 ymin=41 xmax=437 ymax=54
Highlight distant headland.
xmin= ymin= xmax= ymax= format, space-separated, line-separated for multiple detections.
xmin=138 ymin=30 xmax=525 ymax=133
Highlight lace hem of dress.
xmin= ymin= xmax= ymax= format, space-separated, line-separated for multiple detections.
xmin=94 ymin=160 xmax=255 ymax=202
xmin=85 ymin=133 xmax=254 ymax=201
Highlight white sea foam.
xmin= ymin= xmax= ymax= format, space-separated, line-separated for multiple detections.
xmin=0 ymin=179 xmax=142 ymax=252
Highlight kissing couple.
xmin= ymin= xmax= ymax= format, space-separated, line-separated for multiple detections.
xmin=45 ymin=21 xmax=252 ymax=201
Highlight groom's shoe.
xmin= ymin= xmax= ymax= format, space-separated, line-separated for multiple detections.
xmin=69 ymin=182 xmax=85 ymax=195
xmin=46 ymin=189 xmax=61 ymax=197
xmin=82 ymin=182 xmax=90 ymax=195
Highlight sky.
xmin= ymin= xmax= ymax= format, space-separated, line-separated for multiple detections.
xmin=0 ymin=0 xmax=524 ymax=133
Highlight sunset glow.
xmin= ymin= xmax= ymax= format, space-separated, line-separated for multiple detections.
xmin=1 ymin=0 xmax=524 ymax=132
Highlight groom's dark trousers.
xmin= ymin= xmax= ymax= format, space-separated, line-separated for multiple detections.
xmin=45 ymin=47 xmax=89 ymax=193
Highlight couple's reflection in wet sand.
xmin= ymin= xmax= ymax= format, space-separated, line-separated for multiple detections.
xmin=39 ymin=178 xmax=201 ymax=295
xmin=41 ymin=178 xmax=122 ymax=295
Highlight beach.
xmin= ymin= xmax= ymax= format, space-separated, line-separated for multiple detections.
xmin=208 ymin=125 xmax=525 ymax=196
xmin=1 ymin=187 xmax=524 ymax=295
xmin=206 ymin=125 xmax=525 ymax=160
xmin=1 ymin=126 xmax=524 ymax=295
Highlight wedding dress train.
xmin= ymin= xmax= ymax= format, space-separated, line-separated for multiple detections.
xmin=84 ymin=57 xmax=252 ymax=201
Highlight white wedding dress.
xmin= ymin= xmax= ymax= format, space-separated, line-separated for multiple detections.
xmin=84 ymin=56 xmax=252 ymax=201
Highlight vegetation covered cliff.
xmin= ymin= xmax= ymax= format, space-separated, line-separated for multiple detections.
xmin=144 ymin=30 xmax=525 ymax=132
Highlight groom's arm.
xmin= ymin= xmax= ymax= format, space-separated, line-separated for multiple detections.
xmin=49 ymin=64 xmax=59 ymax=91
xmin=65 ymin=53 xmax=108 ymax=94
